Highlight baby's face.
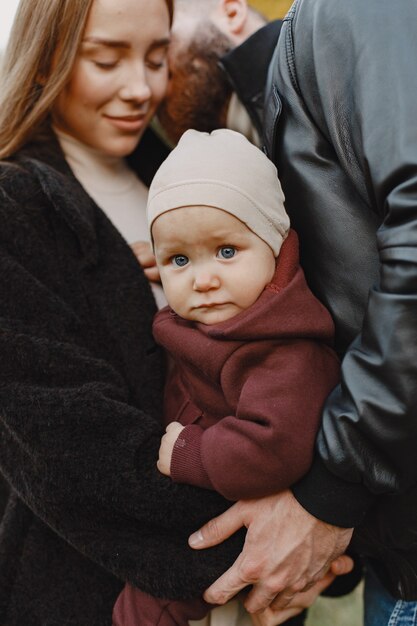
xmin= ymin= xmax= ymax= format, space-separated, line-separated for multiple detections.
xmin=152 ymin=206 xmax=276 ymax=324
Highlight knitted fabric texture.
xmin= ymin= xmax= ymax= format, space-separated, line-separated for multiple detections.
xmin=147 ymin=129 xmax=289 ymax=256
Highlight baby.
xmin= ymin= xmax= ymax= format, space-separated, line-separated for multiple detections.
xmin=113 ymin=129 xmax=347 ymax=626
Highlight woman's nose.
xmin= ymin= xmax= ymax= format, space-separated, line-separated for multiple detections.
xmin=119 ymin=65 xmax=152 ymax=103
xmin=193 ymin=270 xmax=220 ymax=292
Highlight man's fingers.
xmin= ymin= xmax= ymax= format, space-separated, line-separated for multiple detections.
xmin=310 ymin=571 xmax=336 ymax=595
xmin=330 ymin=554 xmax=354 ymax=576
xmin=202 ymin=561 xmax=248 ymax=605
xmin=188 ymin=502 xmax=245 ymax=549
xmin=251 ymin=588 xmax=296 ymax=613
xmin=244 ymin=583 xmax=286 ymax=614
xmin=299 ymin=571 xmax=335 ymax=600
xmin=253 ymin=577 xmax=315 ymax=613
xmin=252 ymin=606 xmax=304 ymax=626
xmin=268 ymin=571 xmax=335 ymax=612
xmin=244 ymin=573 xmax=318 ymax=613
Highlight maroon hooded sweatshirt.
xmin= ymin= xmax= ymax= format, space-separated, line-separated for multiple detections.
xmin=113 ymin=231 xmax=340 ymax=626
xmin=156 ymin=229 xmax=339 ymax=500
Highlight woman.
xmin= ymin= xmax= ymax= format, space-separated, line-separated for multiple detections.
xmin=0 ymin=0 xmax=243 ymax=623
xmin=0 ymin=1 xmax=348 ymax=624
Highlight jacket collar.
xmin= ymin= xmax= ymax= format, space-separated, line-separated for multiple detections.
xmin=220 ymin=20 xmax=282 ymax=135
xmin=156 ymin=229 xmax=334 ymax=349
xmin=14 ymin=127 xmax=169 ymax=268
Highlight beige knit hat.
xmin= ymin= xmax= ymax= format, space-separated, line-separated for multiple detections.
xmin=147 ymin=129 xmax=290 ymax=256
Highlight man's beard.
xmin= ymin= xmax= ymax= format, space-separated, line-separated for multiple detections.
xmin=158 ymin=22 xmax=233 ymax=145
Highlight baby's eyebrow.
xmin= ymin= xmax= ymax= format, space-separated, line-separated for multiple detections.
xmin=154 ymin=243 xmax=183 ymax=256
xmin=158 ymin=246 xmax=185 ymax=256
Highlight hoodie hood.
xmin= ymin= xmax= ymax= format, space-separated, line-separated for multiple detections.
xmin=153 ymin=230 xmax=335 ymax=372
xmin=206 ymin=229 xmax=334 ymax=343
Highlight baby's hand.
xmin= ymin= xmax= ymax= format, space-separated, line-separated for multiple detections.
xmin=157 ymin=422 xmax=185 ymax=476
xmin=130 ymin=241 xmax=160 ymax=283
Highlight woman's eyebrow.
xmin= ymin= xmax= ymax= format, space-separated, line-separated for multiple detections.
xmin=83 ymin=37 xmax=171 ymax=49
xmin=149 ymin=38 xmax=171 ymax=50
xmin=83 ymin=37 xmax=130 ymax=49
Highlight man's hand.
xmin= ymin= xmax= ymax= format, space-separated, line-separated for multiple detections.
xmin=130 ymin=241 xmax=160 ymax=283
xmin=157 ymin=422 xmax=185 ymax=476
xmin=188 ymin=489 xmax=353 ymax=613
xmin=250 ymin=558 xmax=353 ymax=626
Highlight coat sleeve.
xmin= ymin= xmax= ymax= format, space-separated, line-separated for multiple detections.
xmin=170 ymin=340 xmax=340 ymax=501
xmin=274 ymin=0 xmax=417 ymax=527
xmin=0 ymin=215 xmax=241 ymax=599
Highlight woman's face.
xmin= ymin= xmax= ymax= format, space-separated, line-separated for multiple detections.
xmin=52 ymin=0 xmax=170 ymax=157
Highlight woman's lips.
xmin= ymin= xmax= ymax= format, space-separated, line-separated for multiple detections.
xmin=104 ymin=114 xmax=146 ymax=132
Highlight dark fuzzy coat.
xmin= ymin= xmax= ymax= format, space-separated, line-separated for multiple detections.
xmin=0 ymin=132 xmax=241 ymax=625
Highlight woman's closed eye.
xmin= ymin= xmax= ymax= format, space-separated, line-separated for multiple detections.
xmin=93 ymin=59 xmax=119 ymax=70
xmin=146 ymin=47 xmax=168 ymax=71
xmin=146 ymin=58 xmax=166 ymax=70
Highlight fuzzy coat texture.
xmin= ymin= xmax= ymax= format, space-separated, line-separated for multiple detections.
xmin=0 ymin=132 xmax=243 ymax=626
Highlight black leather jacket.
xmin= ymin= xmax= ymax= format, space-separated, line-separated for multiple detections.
xmin=265 ymin=0 xmax=417 ymax=599
xmin=220 ymin=20 xmax=283 ymax=138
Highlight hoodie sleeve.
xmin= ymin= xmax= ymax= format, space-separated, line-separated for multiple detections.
xmin=170 ymin=338 xmax=340 ymax=501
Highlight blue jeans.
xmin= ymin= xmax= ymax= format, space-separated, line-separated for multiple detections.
xmin=365 ymin=563 xmax=417 ymax=626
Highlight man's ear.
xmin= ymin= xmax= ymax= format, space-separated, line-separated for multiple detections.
xmin=214 ymin=0 xmax=249 ymax=40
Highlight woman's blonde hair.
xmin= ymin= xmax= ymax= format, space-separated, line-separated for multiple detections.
xmin=0 ymin=0 xmax=174 ymax=159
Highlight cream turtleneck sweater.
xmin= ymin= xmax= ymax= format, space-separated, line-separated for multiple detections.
xmin=55 ymin=129 xmax=166 ymax=308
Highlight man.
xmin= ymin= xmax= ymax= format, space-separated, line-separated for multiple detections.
xmin=151 ymin=0 xmax=363 ymax=622
xmin=177 ymin=1 xmax=417 ymax=625
xmin=157 ymin=0 xmax=280 ymax=148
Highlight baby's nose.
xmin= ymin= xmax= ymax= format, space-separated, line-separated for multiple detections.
xmin=193 ymin=270 xmax=220 ymax=291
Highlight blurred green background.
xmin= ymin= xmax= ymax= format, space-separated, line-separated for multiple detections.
xmin=306 ymin=583 xmax=363 ymax=626
xmin=248 ymin=1 xmax=364 ymax=625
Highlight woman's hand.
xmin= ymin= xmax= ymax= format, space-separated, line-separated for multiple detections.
xmin=130 ymin=241 xmax=160 ymax=283
xmin=157 ymin=422 xmax=185 ymax=476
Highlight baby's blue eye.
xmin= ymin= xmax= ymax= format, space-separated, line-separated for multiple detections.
xmin=218 ymin=246 xmax=236 ymax=259
xmin=172 ymin=255 xmax=189 ymax=267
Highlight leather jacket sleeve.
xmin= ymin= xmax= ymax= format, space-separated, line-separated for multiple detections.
xmin=265 ymin=0 xmax=417 ymax=527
